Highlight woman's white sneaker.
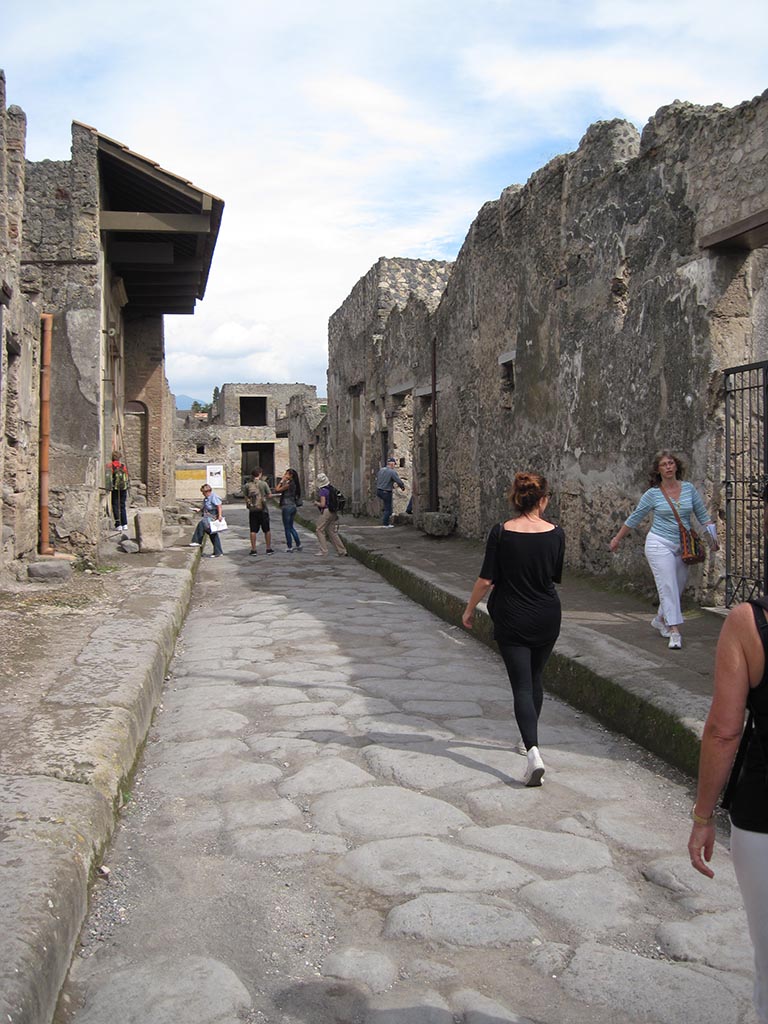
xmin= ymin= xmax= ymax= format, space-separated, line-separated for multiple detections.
xmin=524 ymin=746 xmax=545 ymax=787
xmin=668 ymin=633 xmax=682 ymax=650
xmin=651 ymin=616 xmax=671 ymax=638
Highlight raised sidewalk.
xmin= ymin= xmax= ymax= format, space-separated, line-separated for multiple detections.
xmin=0 ymin=507 xmax=722 ymax=1023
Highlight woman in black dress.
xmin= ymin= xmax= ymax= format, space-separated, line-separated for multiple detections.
xmin=462 ymin=472 xmax=565 ymax=786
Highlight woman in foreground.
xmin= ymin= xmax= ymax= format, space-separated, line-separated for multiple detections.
xmin=688 ymin=572 xmax=768 ymax=1023
xmin=462 ymin=472 xmax=564 ymax=786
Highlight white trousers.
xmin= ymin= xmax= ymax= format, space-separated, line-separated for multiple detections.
xmin=644 ymin=532 xmax=687 ymax=628
xmin=731 ymin=825 xmax=768 ymax=1024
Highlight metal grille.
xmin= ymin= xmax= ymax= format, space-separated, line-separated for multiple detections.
xmin=724 ymin=360 xmax=768 ymax=606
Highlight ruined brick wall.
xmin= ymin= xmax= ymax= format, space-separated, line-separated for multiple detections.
xmin=0 ymin=72 xmax=41 ymax=571
xmin=123 ymin=315 xmax=167 ymax=506
xmin=22 ymin=123 xmax=103 ymax=554
xmin=327 ymin=258 xmax=452 ymax=514
xmin=121 ymin=309 xmax=177 ymax=505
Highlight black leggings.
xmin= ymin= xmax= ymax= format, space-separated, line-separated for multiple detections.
xmin=497 ymin=641 xmax=556 ymax=750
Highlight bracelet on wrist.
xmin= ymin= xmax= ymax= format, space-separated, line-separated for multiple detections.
xmin=691 ymin=805 xmax=714 ymax=826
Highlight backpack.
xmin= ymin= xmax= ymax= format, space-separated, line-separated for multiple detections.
xmin=112 ymin=462 xmax=129 ymax=491
xmin=327 ymin=485 xmax=345 ymax=515
xmin=246 ymin=481 xmax=266 ymax=511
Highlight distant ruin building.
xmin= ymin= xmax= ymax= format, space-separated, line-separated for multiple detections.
xmin=174 ymin=382 xmax=320 ymax=497
xmin=327 ymin=92 xmax=768 ymax=600
xmin=0 ymin=69 xmax=223 ymax=573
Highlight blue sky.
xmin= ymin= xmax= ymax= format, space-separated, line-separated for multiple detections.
xmin=3 ymin=0 xmax=767 ymax=400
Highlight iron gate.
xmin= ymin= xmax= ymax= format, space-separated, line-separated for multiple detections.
xmin=724 ymin=359 xmax=768 ymax=606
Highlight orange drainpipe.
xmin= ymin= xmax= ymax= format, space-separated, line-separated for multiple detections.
xmin=39 ymin=313 xmax=54 ymax=554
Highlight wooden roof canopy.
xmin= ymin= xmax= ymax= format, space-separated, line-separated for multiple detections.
xmin=81 ymin=123 xmax=224 ymax=316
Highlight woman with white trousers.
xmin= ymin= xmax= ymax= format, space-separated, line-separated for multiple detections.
xmin=609 ymin=450 xmax=718 ymax=650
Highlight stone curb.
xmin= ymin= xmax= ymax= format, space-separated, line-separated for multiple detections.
xmin=0 ymin=550 xmax=199 ymax=1024
xmin=296 ymin=511 xmax=704 ymax=778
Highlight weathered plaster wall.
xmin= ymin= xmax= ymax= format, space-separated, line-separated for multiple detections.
xmin=22 ymin=123 xmax=103 ymax=553
xmin=0 ymin=73 xmax=41 ymax=571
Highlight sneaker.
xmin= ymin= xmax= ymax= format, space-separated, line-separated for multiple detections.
xmin=651 ymin=616 xmax=671 ymax=638
xmin=296 ymin=545 xmax=303 ymax=551
xmin=266 ymin=548 xmax=274 ymax=554
xmin=286 ymin=548 xmax=294 ymax=554
xmin=249 ymin=550 xmax=258 ymax=556
xmin=523 ymin=747 xmax=545 ymax=787
xmin=188 ymin=542 xmax=201 ymax=547
xmin=668 ymin=632 xmax=682 ymax=650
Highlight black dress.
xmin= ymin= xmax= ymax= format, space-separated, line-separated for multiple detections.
xmin=480 ymin=523 xmax=565 ymax=647
xmin=729 ymin=600 xmax=768 ymax=834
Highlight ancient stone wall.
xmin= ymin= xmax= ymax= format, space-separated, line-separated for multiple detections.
xmin=285 ymin=392 xmax=327 ymax=495
xmin=22 ymin=123 xmax=103 ymax=554
xmin=327 ymin=92 xmax=768 ymax=600
xmin=0 ymin=72 xmax=42 ymax=573
xmin=433 ymin=97 xmax=768 ymax=597
xmin=327 ymin=258 xmax=452 ymax=516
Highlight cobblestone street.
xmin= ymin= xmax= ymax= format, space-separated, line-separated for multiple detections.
xmin=56 ymin=512 xmax=757 ymax=1024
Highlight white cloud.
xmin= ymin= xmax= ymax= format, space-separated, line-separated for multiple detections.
xmin=3 ymin=0 xmax=766 ymax=400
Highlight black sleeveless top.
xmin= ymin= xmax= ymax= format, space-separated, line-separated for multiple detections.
xmin=479 ymin=523 xmax=565 ymax=647
xmin=729 ymin=598 xmax=768 ymax=833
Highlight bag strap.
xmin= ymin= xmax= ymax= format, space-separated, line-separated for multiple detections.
xmin=660 ymin=488 xmax=686 ymax=531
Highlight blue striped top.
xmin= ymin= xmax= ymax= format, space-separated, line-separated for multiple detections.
xmin=625 ymin=482 xmax=711 ymax=545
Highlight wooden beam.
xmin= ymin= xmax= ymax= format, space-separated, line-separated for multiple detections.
xmin=122 ymin=272 xmax=202 ymax=286
xmin=109 ymin=242 xmax=174 ymax=264
xmin=130 ymin=298 xmax=197 ymax=311
xmin=127 ymin=284 xmax=200 ymax=297
xmin=101 ymin=211 xmax=211 ymax=233
xmin=700 ymin=209 xmax=768 ymax=250
xmin=114 ymin=261 xmax=204 ymax=277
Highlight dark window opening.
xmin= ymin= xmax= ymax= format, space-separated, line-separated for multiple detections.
xmin=241 ymin=443 xmax=275 ymax=488
xmin=499 ymin=351 xmax=516 ymax=409
xmin=239 ymin=396 xmax=267 ymax=426
xmin=196 ymin=444 xmax=206 ymax=455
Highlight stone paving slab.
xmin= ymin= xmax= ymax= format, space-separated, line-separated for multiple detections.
xmin=0 ymin=507 xmax=747 ymax=1024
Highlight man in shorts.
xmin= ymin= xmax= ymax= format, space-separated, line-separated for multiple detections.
xmin=244 ymin=467 xmax=273 ymax=555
